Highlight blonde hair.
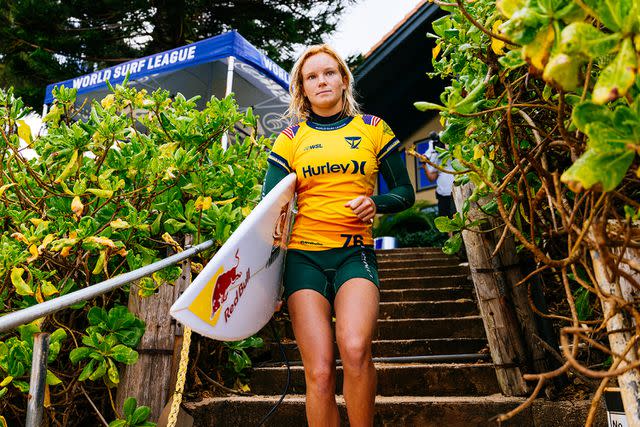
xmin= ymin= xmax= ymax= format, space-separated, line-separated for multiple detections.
xmin=286 ymin=44 xmax=361 ymax=121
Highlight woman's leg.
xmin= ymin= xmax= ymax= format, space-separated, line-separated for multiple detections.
xmin=334 ymin=278 xmax=379 ymax=427
xmin=288 ymin=289 xmax=340 ymax=427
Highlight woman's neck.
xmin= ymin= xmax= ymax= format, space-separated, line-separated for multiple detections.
xmin=308 ymin=110 xmax=345 ymax=124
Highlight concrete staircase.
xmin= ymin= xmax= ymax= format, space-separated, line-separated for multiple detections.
xmin=184 ymin=248 xmax=600 ymax=426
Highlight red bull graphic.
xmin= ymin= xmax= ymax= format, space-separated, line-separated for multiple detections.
xmin=210 ymin=249 xmax=250 ymax=323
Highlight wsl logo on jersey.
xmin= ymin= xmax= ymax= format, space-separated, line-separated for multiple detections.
xmin=302 ymin=160 xmax=367 ymax=178
xmin=345 ymin=136 xmax=362 ymax=149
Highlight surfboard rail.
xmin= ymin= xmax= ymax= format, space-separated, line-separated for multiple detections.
xmin=170 ymin=173 xmax=296 ymax=341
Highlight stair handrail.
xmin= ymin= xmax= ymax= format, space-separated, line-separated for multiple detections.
xmin=1 ymin=239 xmax=214 ymax=427
xmin=0 ymin=239 xmax=213 ymax=333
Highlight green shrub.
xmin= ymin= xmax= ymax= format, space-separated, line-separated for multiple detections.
xmin=0 ymin=83 xmax=269 ymax=424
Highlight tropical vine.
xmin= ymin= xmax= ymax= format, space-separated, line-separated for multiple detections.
xmin=411 ymin=0 xmax=640 ymax=423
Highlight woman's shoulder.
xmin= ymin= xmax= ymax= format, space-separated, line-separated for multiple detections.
xmin=278 ymin=122 xmax=304 ymax=140
xmin=358 ymin=113 xmax=384 ymax=127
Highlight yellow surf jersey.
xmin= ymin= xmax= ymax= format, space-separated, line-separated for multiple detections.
xmin=268 ymin=114 xmax=400 ymax=250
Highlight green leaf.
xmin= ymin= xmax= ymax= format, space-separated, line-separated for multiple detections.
xmin=107 ymin=359 xmax=120 ymax=385
xmin=108 ymin=421 xmax=127 ymax=427
xmin=500 ymin=7 xmax=548 ymax=45
xmin=46 ymin=370 xmax=62 ymax=386
xmin=13 ymin=380 xmax=30 ymax=393
xmin=163 ymin=218 xmax=185 ymax=234
xmin=78 ymin=359 xmax=96 ymax=381
xmin=123 ymin=397 xmax=138 ymax=417
xmin=131 ymin=406 xmax=151 ymax=425
xmin=434 ymin=216 xmax=462 ymax=233
xmin=228 ymin=350 xmax=251 ymax=373
xmin=592 ymin=38 xmax=638 ymax=104
xmin=40 ymin=280 xmax=59 ymax=297
xmin=413 ymin=101 xmax=446 ymax=112
xmin=442 ymin=233 xmax=463 ymax=255
xmin=561 ymin=149 xmax=635 ymax=192
xmin=50 ymin=328 xmax=67 ymax=344
xmin=582 ymin=0 xmax=632 ymax=32
xmin=498 ymin=49 xmax=527 ymax=70
xmin=111 ymin=345 xmax=139 ymax=365
xmin=87 ymin=306 xmax=108 ymax=326
xmin=542 ymin=53 xmax=583 ymax=91
xmin=560 ymin=23 xmax=619 ymax=59
xmin=10 ymin=267 xmax=33 ymax=296
xmin=89 ymin=359 xmax=107 ymax=381
xmin=70 ymin=347 xmax=93 ymax=364
xmin=496 ymin=0 xmax=526 ymax=18
xmin=17 ymin=323 xmax=39 ymax=343
xmin=571 ymin=102 xmax=612 ymax=131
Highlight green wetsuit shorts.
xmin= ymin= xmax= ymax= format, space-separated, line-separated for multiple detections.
xmin=283 ymin=245 xmax=379 ymax=303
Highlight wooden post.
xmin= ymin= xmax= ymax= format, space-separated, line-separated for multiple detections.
xmin=116 ymin=236 xmax=193 ymax=421
xmin=590 ymin=223 xmax=640 ymax=427
xmin=452 ymin=183 xmax=547 ymax=396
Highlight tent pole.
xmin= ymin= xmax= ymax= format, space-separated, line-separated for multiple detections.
xmin=221 ymin=56 xmax=236 ymax=150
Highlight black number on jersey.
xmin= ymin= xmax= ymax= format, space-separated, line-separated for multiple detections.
xmin=341 ymin=234 xmax=364 ymax=247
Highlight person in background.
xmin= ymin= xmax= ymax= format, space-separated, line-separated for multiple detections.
xmin=422 ymin=131 xmax=455 ymax=218
xmin=262 ymin=44 xmax=414 ymax=426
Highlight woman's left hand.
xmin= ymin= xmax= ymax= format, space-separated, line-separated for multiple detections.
xmin=345 ymin=196 xmax=377 ymax=223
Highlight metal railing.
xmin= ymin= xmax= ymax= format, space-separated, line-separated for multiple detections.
xmin=0 ymin=239 xmax=214 ymax=426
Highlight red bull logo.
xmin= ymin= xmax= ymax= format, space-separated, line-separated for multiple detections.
xmin=210 ymin=249 xmax=250 ymax=322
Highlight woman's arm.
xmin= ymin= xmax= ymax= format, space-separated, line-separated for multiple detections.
xmin=371 ymin=149 xmax=415 ymax=214
xmin=261 ymin=162 xmax=289 ymax=198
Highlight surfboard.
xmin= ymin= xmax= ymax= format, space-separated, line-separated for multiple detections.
xmin=170 ymin=173 xmax=297 ymax=341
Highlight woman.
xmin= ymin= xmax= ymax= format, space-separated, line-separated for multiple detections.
xmin=262 ymin=44 xmax=414 ymax=426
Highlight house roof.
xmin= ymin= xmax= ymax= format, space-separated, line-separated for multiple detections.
xmin=354 ymin=2 xmax=447 ymax=142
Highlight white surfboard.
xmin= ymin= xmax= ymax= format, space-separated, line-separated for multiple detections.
xmin=170 ymin=173 xmax=296 ymax=341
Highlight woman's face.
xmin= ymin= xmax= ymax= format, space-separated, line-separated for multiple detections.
xmin=301 ymin=52 xmax=347 ymax=116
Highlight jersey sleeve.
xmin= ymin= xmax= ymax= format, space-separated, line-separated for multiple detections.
xmin=375 ymin=119 xmax=401 ymax=161
xmin=267 ymin=131 xmax=294 ymax=174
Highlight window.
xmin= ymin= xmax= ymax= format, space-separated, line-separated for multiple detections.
xmin=414 ymin=138 xmax=437 ymax=191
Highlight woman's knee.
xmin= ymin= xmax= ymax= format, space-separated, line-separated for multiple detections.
xmin=337 ymin=335 xmax=371 ymax=370
xmin=305 ymin=362 xmax=336 ymax=395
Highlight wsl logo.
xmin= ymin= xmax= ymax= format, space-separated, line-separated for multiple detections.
xmin=345 ymin=136 xmax=362 ymax=149
xmin=302 ymin=161 xmax=367 ymax=178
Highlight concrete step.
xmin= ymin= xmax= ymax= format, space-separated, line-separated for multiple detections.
xmin=380 ymin=287 xmax=474 ymax=302
xmin=185 ymin=394 xmax=606 ymax=427
xmin=249 ymin=363 xmax=500 ymax=396
xmin=375 ymin=247 xmax=445 ymax=256
xmin=376 ymin=257 xmax=461 ymax=269
xmin=379 ymin=265 xmax=468 ymax=278
xmin=265 ymin=338 xmax=489 ymax=361
xmin=376 ymin=317 xmax=485 ymax=340
xmin=380 ymin=275 xmax=471 ymax=289
xmin=379 ymin=300 xmax=478 ymax=319
xmin=274 ymin=316 xmax=486 ymax=341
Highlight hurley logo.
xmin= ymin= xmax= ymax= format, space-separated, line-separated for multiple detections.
xmin=302 ymin=160 xmax=367 ymax=178
xmin=345 ymin=136 xmax=362 ymax=149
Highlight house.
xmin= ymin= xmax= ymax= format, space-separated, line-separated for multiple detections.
xmin=355 ymin=1 xmax=447 ymax=204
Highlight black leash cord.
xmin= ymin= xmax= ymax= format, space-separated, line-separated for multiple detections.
xmin=257 ymin=319 xmax=291 ymax=426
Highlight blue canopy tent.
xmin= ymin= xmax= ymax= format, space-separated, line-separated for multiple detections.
xmin=44 ymin=31 xmax=292 ymax=138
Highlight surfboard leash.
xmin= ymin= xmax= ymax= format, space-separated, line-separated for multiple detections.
xmin=256 ymin=319 xmax=291 ymax=426
xmin=167 ymin=326 xmax=192 ymax=427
